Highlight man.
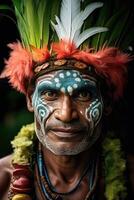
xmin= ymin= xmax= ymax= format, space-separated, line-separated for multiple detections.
xmin=0 ymin=0 xmax=133 ymax=199
xmin=0 ymin=58 xmax=128 ymax=200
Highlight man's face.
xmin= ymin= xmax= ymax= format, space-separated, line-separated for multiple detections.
xmin=32 ymin=69 xmax=103 ymax=155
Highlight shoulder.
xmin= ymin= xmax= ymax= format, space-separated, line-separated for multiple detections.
xmin=0 ymin=154 xmax=13 ymax=175
xmin=0 ymin=155 xmax=13 ymax=199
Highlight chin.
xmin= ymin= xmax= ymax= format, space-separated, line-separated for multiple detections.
xmin=43 ymin=136 xmax=91 ymax=156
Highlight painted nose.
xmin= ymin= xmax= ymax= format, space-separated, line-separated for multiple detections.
xmin=54 ymin=95 xmax=78 ymax=122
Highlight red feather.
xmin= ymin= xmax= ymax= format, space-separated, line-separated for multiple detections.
xmin=52 ymin=40 xmax=78 ymax=58
xmin=0 ymin=42 xmax=33 ymax=94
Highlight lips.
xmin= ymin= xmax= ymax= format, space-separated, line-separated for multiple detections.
xmin=50 ymin=127 xmax=84 ymax=138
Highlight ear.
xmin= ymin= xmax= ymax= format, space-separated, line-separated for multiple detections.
xmin=26 ymin=93 xmax=34 ymax=112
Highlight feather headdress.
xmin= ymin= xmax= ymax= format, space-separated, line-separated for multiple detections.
xmin=0 ymin=0 xmax=133 ymax=100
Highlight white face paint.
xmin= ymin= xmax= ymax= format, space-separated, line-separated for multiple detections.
xmin=32 ymin=70 xmax=103 ymax=155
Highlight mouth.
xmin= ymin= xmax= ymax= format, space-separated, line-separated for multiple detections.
xmin=49 ymin=127 xmax=85 ymax=138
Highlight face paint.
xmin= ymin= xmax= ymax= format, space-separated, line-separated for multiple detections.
xmin=32 ymin=70 xmax=103 ymax=155
xmin=32 ymin=74 xmax=53 ymax=141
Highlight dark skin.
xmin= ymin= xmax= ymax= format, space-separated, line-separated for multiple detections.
xmin=26 ymin=71 xmax=103 ymax=199
xmin=0 ymin=155 xmax=13 ymax=200
xmin=35 ymin=149 xmax=92 ymax=200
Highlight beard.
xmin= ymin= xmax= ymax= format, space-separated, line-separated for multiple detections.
xmin=35 ymin=120 xmax=102 ymax=156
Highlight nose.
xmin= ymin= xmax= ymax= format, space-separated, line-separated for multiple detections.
xmin=54 ymin=95 xmax=79 ymax=123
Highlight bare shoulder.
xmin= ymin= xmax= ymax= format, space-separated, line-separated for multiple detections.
xmin=0 ymin=155 xmax=13 ymax=200
xmin=0 ymin=154 xmax=12 ymax=165
xmin=0 ymin=154 xmax=13 ymax=174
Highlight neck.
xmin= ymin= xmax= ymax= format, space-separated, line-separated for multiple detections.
xmin=42 ymin=145 xmax=97 ymax=184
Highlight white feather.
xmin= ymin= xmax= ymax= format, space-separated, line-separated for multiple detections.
xmin=60 ymin=0 xmax=80 ymax=39
xmin=76 ymin=27 xmax=108 ymax=47
xmin=51 ymin=0 xmax=107 ymax=47
xmin=55 ymin=16 xmax=67 ymax=38
xmin=51 ymin=21 xmax=62 ymax=39
xmin=71 ymin=2 xmax=104 ymax=41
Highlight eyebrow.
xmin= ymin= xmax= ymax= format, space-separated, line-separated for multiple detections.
xmin=73 ymin=83 xmax=98 ymax=94
xmin=37 ymin=81 xmax=59 ymax=93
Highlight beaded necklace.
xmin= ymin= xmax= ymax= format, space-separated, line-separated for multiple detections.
xmin=35 ymin=143 xmax=99 ymax=200
xmin=9 ymin=123 xmax=127 ymax=200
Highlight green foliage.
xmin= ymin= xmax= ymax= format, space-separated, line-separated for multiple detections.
xmin=0 ymin=0 xmax=61 ymax=49
xmin=0 ymin=0 xmax=133 ymax=51
xmin=83 ymin=0 xmax=134 ymax=51
xmin=102 ymin=133 xmax=127 ymax=200
xmin=11 ymin=123 xmax=36 ymax=164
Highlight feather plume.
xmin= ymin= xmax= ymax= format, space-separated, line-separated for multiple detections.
xmin=0 ymin=42 xmax=33 ymax=94
xmin=52 ymin=1 xmax=107 ymax=47
xmin=52 ymin=40 xmax=77 ymax=59
xmin=76 ymin=27 xmax=108 ymax=47
xmin=30 ymin=45 xmax=50 ymax=63
xmin=73 ymin=48 xmax=131 ymax=99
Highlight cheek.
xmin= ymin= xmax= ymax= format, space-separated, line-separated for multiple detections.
xmin=36 ymin=102 xmax=50 ymax=123
xmin=32 ymin=93 xmax=51 ymax=124
xmin=86 ymin=99 xmax=103 ymax=126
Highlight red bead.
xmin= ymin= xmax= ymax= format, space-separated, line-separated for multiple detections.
xmin=11 ymin=186 xmax=32 ymax=194
xmin=13 ymin=176 xmax=31 ymax=188
xmin=13 ymin=168 xmax=32 ymax=178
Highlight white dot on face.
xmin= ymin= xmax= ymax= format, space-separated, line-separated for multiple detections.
xmin=61 ymin=87 xmax=66 ymax=93
xmin=73 ymin=83 xmax=78 ymax=89
xmin=66 ymin=71 xmax=71 ymax=76
xmin=54 ymin=78 xmax=59 ymax=83
xmin=67 ymin=86 xmax=73 ymax=94
xmin=59 ymin=73 xmax=64 ymax=78
xmin=56 ymin=83 xmax=61 ymax=88
xmin=75 ymin=77 xmax=81 ymax=82
xmin=73 ymin=73 xmax=77 ymax=77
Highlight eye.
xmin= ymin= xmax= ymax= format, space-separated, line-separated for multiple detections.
xmin=41 ymin=91 xmax=58 ymax=101
xmin=75 ymin=91 xmax=92 ymax=101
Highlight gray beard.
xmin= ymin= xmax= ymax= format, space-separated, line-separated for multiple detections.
xmin=35 ymin=124 xmax=101 ymax=156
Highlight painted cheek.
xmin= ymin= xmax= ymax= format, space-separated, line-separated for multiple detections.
xmin=32 ymin=86 xmax=52 ymax=125
xmin=86 ymin=98 xmax=103 ymax=128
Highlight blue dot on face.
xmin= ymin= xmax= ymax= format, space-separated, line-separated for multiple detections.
xmin=67 ymin=86 xmax=73 ymax=94
xmin=54 ymin=78 xmax=60 ymax=83
xmin=73 ymin=83 xmax=78 ymax=89
xmin=59 ymin=73 xmax=64 ymax=78
xmin=61 ymin=87 xmax=66 ymax=93
xmin=75 ymin=77 xmax=81 ymax=82
xmin=66 ymin=71 xmax=71 ymax=76
xmin=56 ymin=83 xmax=61 ymax=88
xmin=73 ymin=73 xmax=77 ymax=77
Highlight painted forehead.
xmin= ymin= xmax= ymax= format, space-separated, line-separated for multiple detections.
xmin=36 ymin=70 xmax=98 ymax=95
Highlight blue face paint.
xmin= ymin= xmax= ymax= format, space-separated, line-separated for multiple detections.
xmin=32 ymin=70 xmax=103 ymax=155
